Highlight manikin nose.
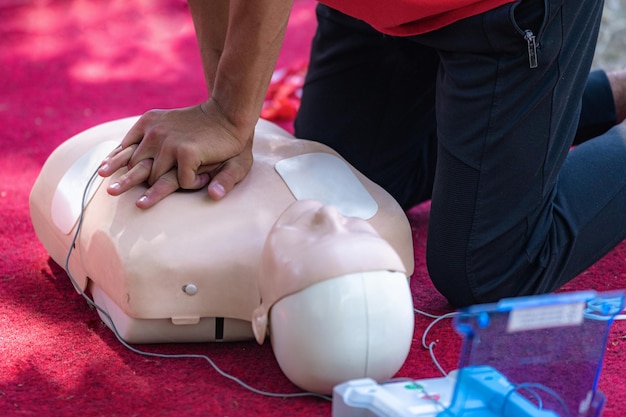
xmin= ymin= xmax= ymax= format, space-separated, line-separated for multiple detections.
xmin=314 ymin=205 xmax=347 ymax=230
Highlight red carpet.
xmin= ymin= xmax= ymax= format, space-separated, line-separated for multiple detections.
xmin=1 ymin=1 xmax=624 ymax=416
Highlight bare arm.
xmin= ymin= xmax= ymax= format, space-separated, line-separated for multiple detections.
xmin=99 ymin=0 xmax=294 ymax=208
xmin=188 ymin=0 xmax=229 ymax=93
xmin=191 ymin=0 xmax=293 ymax=129
xmin=209 ymin=0 xmax=293 ymax=134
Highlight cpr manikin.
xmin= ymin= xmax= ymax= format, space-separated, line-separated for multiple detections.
xmin=29 ymin=117 xmax=415 ymax=394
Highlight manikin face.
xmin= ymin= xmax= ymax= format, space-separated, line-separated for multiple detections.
xmin=252 ymin=199 xmax=407 ymax=344
xmin=270 ymin=200 xmax=387 ymax=261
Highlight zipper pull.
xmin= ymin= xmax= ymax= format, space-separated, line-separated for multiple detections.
xmin=524 ymin=30 xmax=538 ymax=69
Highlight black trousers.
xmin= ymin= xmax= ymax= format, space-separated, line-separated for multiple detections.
xmin=295 ymin=0 xmax=626 ymax=306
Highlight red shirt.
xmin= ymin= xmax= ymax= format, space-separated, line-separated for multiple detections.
xmin=319 ymin=0 xmax=516 ymax=36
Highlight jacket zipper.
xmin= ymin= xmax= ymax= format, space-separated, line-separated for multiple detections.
xmin=524 ymin=29 xmax=538 ymax=69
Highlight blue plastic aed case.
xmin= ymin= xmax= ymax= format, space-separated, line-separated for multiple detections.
xmin=442 ymin=290 xmax=624 ymax=417
xmin=332 ymin=290 xmax=624 ymax=417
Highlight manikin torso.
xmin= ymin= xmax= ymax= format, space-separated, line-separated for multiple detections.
xmin=30 ymin=117 xmax=416 ymax=394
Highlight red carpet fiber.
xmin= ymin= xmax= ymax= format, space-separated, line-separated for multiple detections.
xmin=1 ymin=1 xmax=625 ymax=416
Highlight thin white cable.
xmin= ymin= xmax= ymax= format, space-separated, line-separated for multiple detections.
xmin=414 ymin=308 xmax=459 ymax=377
xmin=413 ymin=307 xmax=446 ymax=319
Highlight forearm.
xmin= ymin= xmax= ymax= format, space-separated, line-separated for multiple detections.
xmin=189 ymin=0 xmax=293 ymax=138
xmin=188 ymin=0 xmax=228 ymax=92
xmin=212 ymin=0 xmax=293 ymax=134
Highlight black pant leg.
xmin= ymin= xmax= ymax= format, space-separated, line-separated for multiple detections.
xmin=295 ymin=4 xmax=439 ymax=209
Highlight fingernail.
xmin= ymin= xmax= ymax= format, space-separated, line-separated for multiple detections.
xmin=137 ymin=196 xmax=148 ymax=205
xmin=210 ymin=183 xmax=225 ymax=199
xmin=99 ymin=162 xmax=108 ymax=171
xmin=109 ymin=182 xmax=120 ymax=190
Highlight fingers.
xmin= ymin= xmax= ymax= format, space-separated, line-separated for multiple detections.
xmin=106 ymin=163 xmax=209 ymax=210
xmin=106 ymin=158 xmax=154 ymax=196
xmin=148 ymin=145 xmax=178 ymax=186
xmin=120 ymin=110 xmax=162 ymax=148
xmin=105 ymin=158 xmax=204 ymax=209
xmin=97 ymin=105 xmax=255 ymax=207
xmin=135 ymin=169 xmax=190 ymax=209
xmin=129 ymin=130 xmax=176 ymax=185
xmin=99 ymin=145 xmax=135 ymax=177
xmin=101 ymin=141 xmax=214 ymax=206
xmin=206 ymin=140 xmax=254 ymax=201
xmin=207 ymin=164 xmax=246 ymax=200
xmin=120 ymin=111 xmax=176 ymax=183
xmin=122 ymin=110 xmax=184 ymax=186
xmin=98 ymin=121 xmax=167 ymax=179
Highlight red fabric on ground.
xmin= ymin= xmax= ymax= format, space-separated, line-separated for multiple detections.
xmin=0 ymin=1 xmax=624 ymax=416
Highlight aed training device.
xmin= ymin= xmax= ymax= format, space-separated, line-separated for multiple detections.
xmin=333 ymin=290 xmax=625 ymax=417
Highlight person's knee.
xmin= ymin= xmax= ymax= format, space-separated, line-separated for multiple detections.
xmin=426 ymin=248 xmax=478 ymax=308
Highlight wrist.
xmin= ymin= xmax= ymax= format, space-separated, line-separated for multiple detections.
xmin=209 ymin=89 xmax=261 ymax=133
xmin=200 ymin=98 xmax=257 ymax=145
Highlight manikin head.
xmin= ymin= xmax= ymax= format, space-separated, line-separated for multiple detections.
xmin=252 ymin=200 xmax=415 ymax=394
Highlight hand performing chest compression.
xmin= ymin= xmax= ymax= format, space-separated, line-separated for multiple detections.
xmin=98 ymin=100 xmax=254 ymax=208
